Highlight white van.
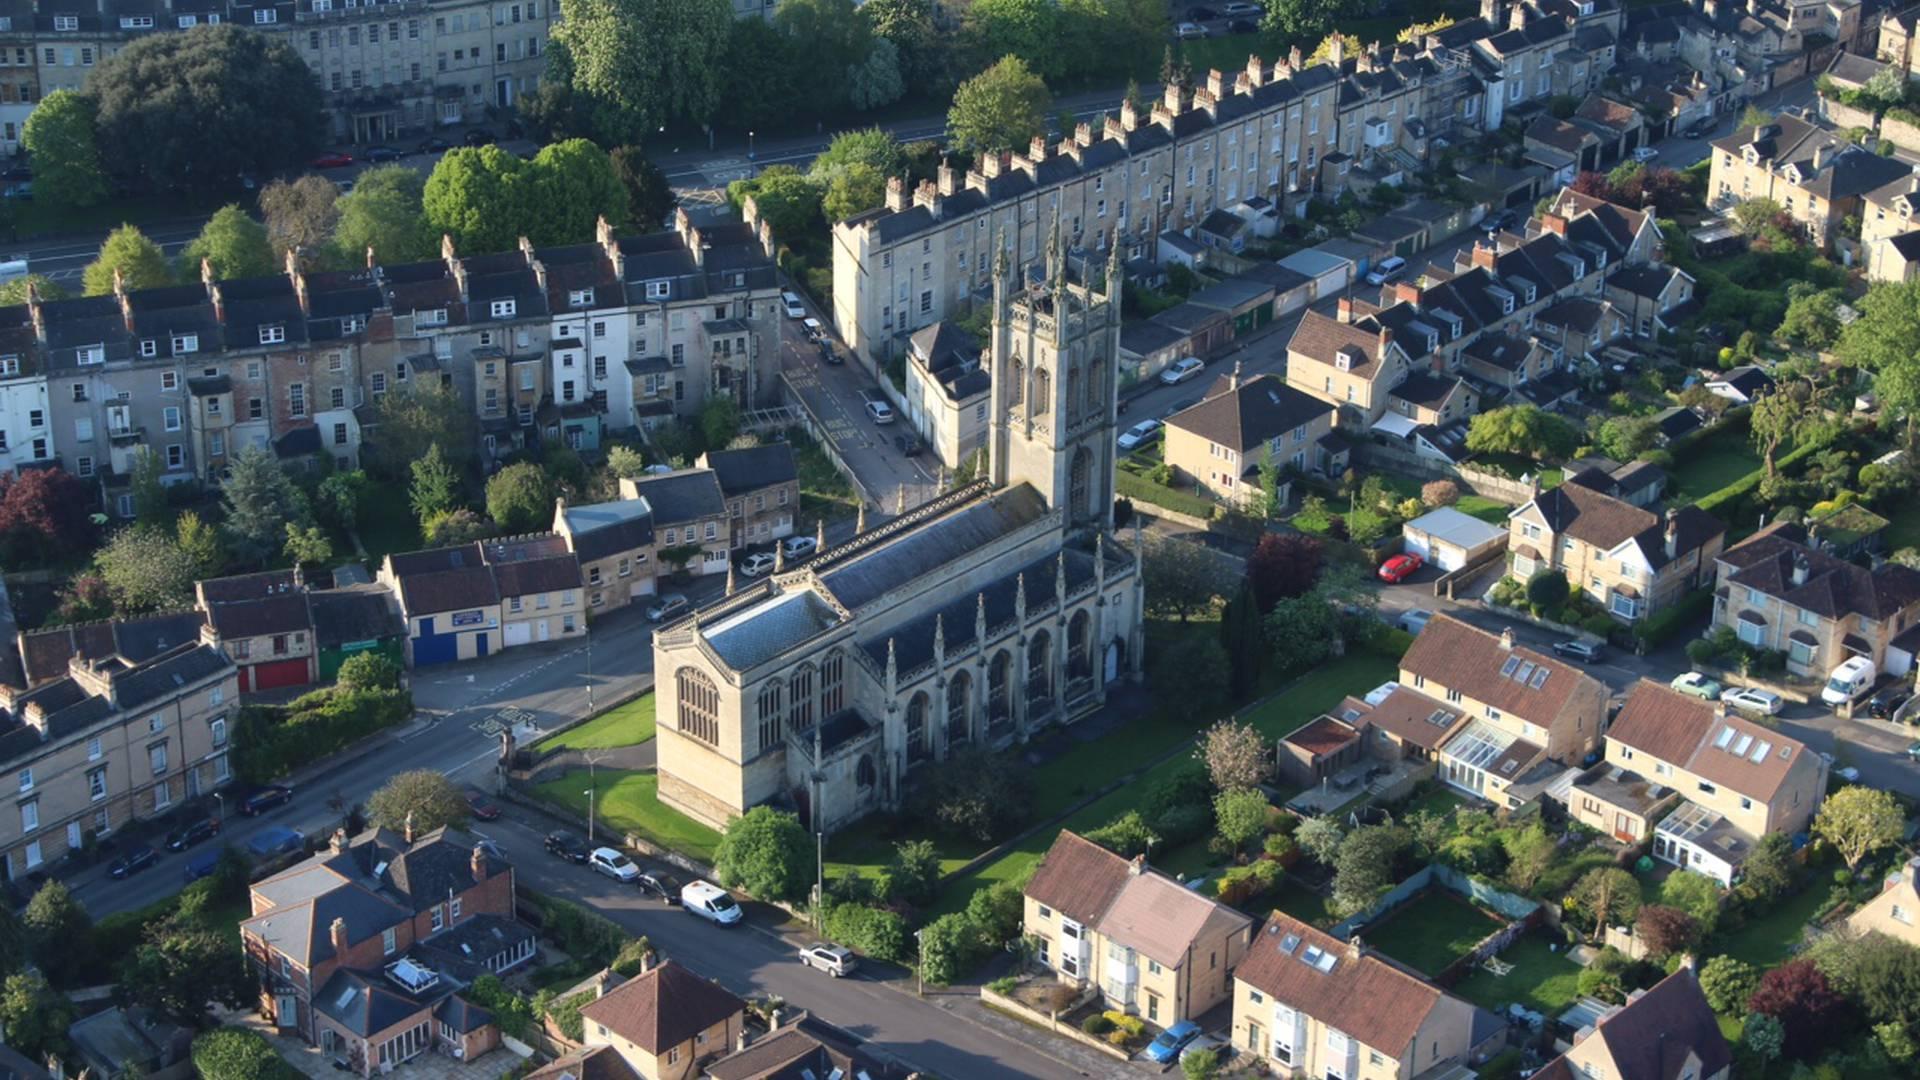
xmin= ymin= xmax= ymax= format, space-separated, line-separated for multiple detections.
xmin=1821 ymin=656 xmax=1876 ymax=706
xmin=681 ymin=880 xmax=744 ymax=926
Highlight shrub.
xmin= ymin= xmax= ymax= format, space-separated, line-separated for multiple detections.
xmin=986 ymin=976 xmax=1018 ymax=996
xmin=1634 ymin=589 xmax=1715 ymax=650
xmin=231 ymin=687 xmax=413 ymax=784
xmin=1263 ymin=832 xmax=1297 ymax=860
xmin=525 ymin=894 xmax=627 ymax=968
xmin=1154 ymin=803 xmax=1213 ymax=847
xmin=335 ymin=651 xmax=401 ymax=691
xmin=1085 ymin=810 xmax=1160 ymax=858
xmin=1527 ymin=569 xmax=1570 ymax=612
xmin=714 ymin=806 xmax=815 ymax=903
xmin=191 ymin=1028 xmax=299 ymax=1080
xmin=906 ymin=747 xmax=1034 ymax=843
xmin=464 ymin=975 xmax=539 ymax=1041
xmin=821 ymin=902 xmax=908 ymax=963
xmin=609 ymin=938 xmax=654 ymax=977
xmin=1421 ymin=480 xmax=1460 ymax=507
xmin=964 ymin=880 xmax=1027 ymax=945
xmin=1082 ymin=1014 xmax=1114 ymax=1035
xmin=1105 ymin=1011 xmax=1146 ymax=1039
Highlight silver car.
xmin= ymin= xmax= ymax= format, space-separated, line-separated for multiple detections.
xmin=798 ymin=944 xmax=859 ymax=977
xmin=646 ymin=594 xmax=689 ymax=622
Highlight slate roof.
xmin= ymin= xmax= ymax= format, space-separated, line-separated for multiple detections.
xmin=205 ymin=593 xmax=312 ymax=640
xmin=241 ymin=876 xmax=411 ymax=967
xmin=1288 ymin=309 xmax=1395 ymax=377
xmin=700 ymin=443 xmax=799 ymax=496
xmin=1165 ymin=373 xmax=1333 ymax=452
xmin=488 ymin=552 xmax=583 ymax=598
xmin=313 ymin=968 xmax=439 ymax=1037
xmin=1360 ymin=685 xmax=1466 ymax=751
xmin=701 ymin=590 xmax=843 ymax=671
xmin=16 ymin=610 xmax=207 ymax=685
xmin=115 ymin=643 xmax=233 ymax=710
xmin=1531 ymin=968 xmax=1730 ymax=1080
xmin=198 ymin=569 xmax=300 ymax=605
xmin=862 ymin=545 xmax=1106 ymax=673
xmin=577 ymin=961 xmax=745 ymax=1055
xmin=1528 ymin=470 xmax=1723 ymax=568
xmin=1236 ymin=912 xmax=1451 ymax=1060
xmin=817 ymin=484 xmax=1049 ymax=610
xmin=1710 ymin=365 xmax=1775 ymax=399
xmin=632 ymin=470 xmax=727 ymax=526
xmin=1390 ymin=372 xmax=1462 ymax=411
xmin=1718 ymin=522 xmax=1920 ymax=621
xmin=562 ymin=497 xmax=656 ymax=563
xmin=309 ymin=587 xmax=403 ymax=648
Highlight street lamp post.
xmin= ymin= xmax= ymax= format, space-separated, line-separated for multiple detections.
xmin=814 ymin=831 xmax=824 ymax=932
xmin=915 ymin=928 xmax=927 ymax=997
xmin=585 ymin=633 xmax=594 ymax=716
xmin=212 ymin=793 xmax=224 ymax=827
xmin=749 ymin=131 xmax=756 ymax=160
xmin=585 ymin=787 xmax=595 ymax=845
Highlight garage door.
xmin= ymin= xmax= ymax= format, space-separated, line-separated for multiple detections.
xmin=412 ymin=617 xmax=458 ymax=667
xmin=250 ymin=659 xmax=310 ymax=692
xmin=503 ymin=621 xmax=532 ymax=648
xmin=1403 ymin=531 xmax=1433 ymax=562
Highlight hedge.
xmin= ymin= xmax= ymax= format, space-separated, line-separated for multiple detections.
xmin=232 ymin=686 xmax=413 ymax=784
xmin=1633 ymin=589 xmax=1716 ymax=650
xmin=521 ymin=891 xmax=628 ymax=967
xmin=821 ymin=901 xmax=908 ymax=963
xmin=1692 ymin=430 xmax=1834 ymax=521
xmin=191 ymin=1028 xmax=299 ymax=1080
xmin=1116 ymin=469 xmax=1218 ymax=520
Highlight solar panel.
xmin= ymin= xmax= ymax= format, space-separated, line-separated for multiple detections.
xmin=1501 ymin=656 xmax=1522 ymax=678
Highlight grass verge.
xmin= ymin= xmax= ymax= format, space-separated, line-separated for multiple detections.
xmin=532 ymin=769 xmax=722 ymax=864
xmin=536 ymin=693 xmax=657 ymax=751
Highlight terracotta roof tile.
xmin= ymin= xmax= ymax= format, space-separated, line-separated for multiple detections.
xmin=1236 ymin=912 xmax=1448 ymax=1058
xmin=1356 ymin=686 xmax=1465 ymax=751
xmin=1606 ymin=680 xmax=1812 ymax=803
xmin=577 ymin=961 xmax=743 ymax=1055
xmin=1095 ymin=872 xmax=1252 ymax=968
xmin=1024 ymin=831 xmax=1135 ymax=926
xmin=1400 ymin=614 xmax=1594 ymax=725
xmin=1287 ymin=310 xmax=1394 ymax=378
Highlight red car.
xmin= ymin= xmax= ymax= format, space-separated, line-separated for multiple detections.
xmin=464 ymin=787 xmax=501 ymax=821
xmin=1378 ymin=553 xmax=1425 ymax=583
xmin=310 ymin=151 xmax=355 ymax=169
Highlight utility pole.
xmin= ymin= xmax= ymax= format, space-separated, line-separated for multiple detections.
xmin=586 ymin=633 xmax=595 ymax=716
xmin=814 ymin=830 xmax=824 ymax=932
xmin=915 ymin=928 xmax=927 ymax=997
xmin=585 ymin=786 xmax=596 ymax=845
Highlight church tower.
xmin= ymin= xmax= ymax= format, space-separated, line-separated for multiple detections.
xmin=986 ymin=218 xmax=1123 ymax=532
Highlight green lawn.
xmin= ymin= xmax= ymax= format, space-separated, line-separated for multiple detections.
xmin=1714 ymin=883 xmax=1828 ymax=967
xmin=1241 ymin=653 xmax=1401 ymax=740
xmin=1272 ymin=878 xmax=1332 ymax=927
xmin=357 ymin=494 xmax=423 ymax=565
xmin=535 ymin=693 xmax=656 ymax=751
xmin=532 ymin=769 xmax=722 ymax=864
xmin=1360 ymin=892 xmax=1504 ymax=977
xmin=1455 ymin=495 xmax=1514 ymax=524
xmin=1450 ymin=935 xmax=1584 ymax=1016
xmin=1884 ymin=501 xmax=1920 ymax=551
xmin=1668 ymin=426 xmax=1765 ymax=504
xmin=1399 ymin=786 xmax=1469 ymax=820
xmin=824 ymin=820 xmax=983 ymax=882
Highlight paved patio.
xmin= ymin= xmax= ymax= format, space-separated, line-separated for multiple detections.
xmin=219 ymin=1010 xmax=523 ymax=1080
xmin=1286 ymin=758 xmax=1425 ymax=815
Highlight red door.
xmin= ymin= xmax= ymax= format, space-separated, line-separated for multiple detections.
xmin=250 ymin=659 xmax=311 ymax=691
xmin=237 ymin=666 xmax=252 ymax=693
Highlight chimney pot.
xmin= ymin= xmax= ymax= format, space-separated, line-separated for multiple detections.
xmin=1500 ymin=627 xmax=1515 ymax=650
xmin=1337 ymin=297 xmax=1355 ymax=323
xmin=403 ymin=810 xmax=415 ymax=844
xmin=1128 ymin=854 xmax=1146 ymax=876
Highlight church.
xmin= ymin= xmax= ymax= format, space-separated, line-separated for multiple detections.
xmin=653 ymin=227 xmax=1147 ymax=834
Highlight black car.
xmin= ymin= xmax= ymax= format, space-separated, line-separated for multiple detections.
xmin=1228 ymin=18 xmax=1257 ymax=33
xmin=1482 ymin=209 xmax=1515 ymax=235
xmin=1870 ymin=685 xmax=1913 ymax=719
xmin=544 ymin=830 xmax=590 ymax=863
xmin=818 ymin=341 xmax=843 ymax=365
xmin=1551 ymin=639 xmax=1604 ymax=663
xmin=895 ymin=434 xmax=923 ymax=456
xmin=1682 ymin=120 xmax=1714 ymax=139
xmin=239 ymin=784 xmax=294 ymax=815
xmin=464 ymin=129 xmax=497 ymax=147
xmin=164 ymin=817 xmax=220 ymax=852
xmin=109 ymin=844 xmax=157 ymax=879
xmin=1 ymin=164 xmax=30 ymax=182
xmin=363 ymin=145 xmax=403 ymax=163
xmin=636 ymin=870 xmax=681 ymax=902
xmin=418 ymin=136 xmax=454 ymax=154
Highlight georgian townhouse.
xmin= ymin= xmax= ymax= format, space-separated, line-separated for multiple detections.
xmin=0 ymin=641 xmax=237 ymax=880
xmin=0 ymin=314 xmax=48 ymax=476
xmin=1711 ymin=521 xmax=1920 ymax=681
xmin=481 ymin=532 xmax=585 ymax=647
xmin=1710 ymin=115 xmax=1916 ymax=250
xmin=554 ymin=493 xmax=655 ymax=615
xmin=1587 ymin=680 xmax=1826 ymax=883
xmin=0 ymin=0 xmax=36 ymax=155
xmin=240 ymin=823 xmax=530 ymax=1069
xmin=1164 ymin=368 xmax=1340 ymax=506
xmin=1400 ymin=615 xmax=1608 ymax=802
xmin=1532 ymin=966 xmax=1731 ymax=1080
xmin=902 ymin=320 xmax=990 ymax=470
xmin=541 ymin=232 xmax=627 ymax=440
xmin=696 ymin=443 xmax=799 ymax=552
xmin=378 ymin=542 xmax=503 ymax=666
xmin=14 ymin=610 xmax=207 ymax=687
xmin=195 ymin=569 xmax=318 ymax=693
xmin=296 ymin=264 xmax=388 ymax=471
xmin=1230 ymin=911 xmax=1477 ymax=1078
xmin=623 ymin=470 xmax=730 ymax=581
xmin=1473 ymin=3 xmax=1582 ymax=124
xmin=1025 ymin=831 xmax=1253 ymax=1026
xmin=1510 ymin=466 xmax=1726 ymax=621
xmin=33 ymin=0 xmax=163 ymax=101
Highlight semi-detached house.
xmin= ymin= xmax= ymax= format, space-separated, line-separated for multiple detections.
xmin=1711 ymin=521 xmax=1920 ymax=681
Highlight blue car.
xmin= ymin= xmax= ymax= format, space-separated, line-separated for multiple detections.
xmin=246 ymin=826 xmax=305 ymax=857
xmin=1144 ymin=1020 xmax=1202 ymax=1064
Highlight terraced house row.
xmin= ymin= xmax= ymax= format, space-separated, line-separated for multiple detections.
xmin=0 ymin=211 xmax=783 ymax=506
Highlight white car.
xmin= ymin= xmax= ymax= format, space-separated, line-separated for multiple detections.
xmin=782 ymin=535 xmax=819 ymax=560
xmin=864 ymin=399 xmax=896 ymax=424
xmin=682 ymin=880 xmax=744 ymax=926
xmin=1118 ymin=419 xmax=1163 ymax=451
xmin=646 ymin=593 xmax=689 ymax=622
xmin=1160 ymin=357 xmax=1204 ymax=385
xmin=1175 ymin=21 xmax=1207 ymax=38
xmin=740 ymin=552 xmax=778 ymax=578
xmin=1720 ymin=686 xmax=1785 ymax=716
xmin=1223 ymin=2 xmax=1263 ymax=13
xmin=1632 ymin=146 xmax=1660 ymax=162
xmin=781 ymin=291 xmax=806 ymax=318
xmin=589 ymin=847 xmax=639 ymax=882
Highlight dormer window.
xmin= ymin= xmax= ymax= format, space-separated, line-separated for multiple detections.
xmin=139 ymin=339 xmax=157 ymax=358
xmin=77 ymin=345 xmax=103 ymax=365
xmin=417 ymin=308 xmax=447 ymax=327
xmin=343 ymin=315 xmax=366 ymax=333
xmin=568 ymin=288 xmax=594 ymax=308
xmin=645 ymin=280 xmax=670 ymax=301
xmin=260 ymin=325 xmax=286 ymax=345
xmin=1744 ymin=147 xmax=1759 ymax=164
xmin=120 ymin=15 xmax=153 ymax=28
xmin=490 ymin=299 xmax=516 ymax=319
xmin=173 ymin=333 xmax=198 ymax=354
xmin=254 ymin=8 xmax=276 ymax=23
xmin=53 ymin=15 xmax=77 ymax=30
xmin=1426 ymin=332 xmax=1438 ymax=353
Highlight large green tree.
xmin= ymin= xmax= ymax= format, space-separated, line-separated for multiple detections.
xmin=532 ymin=139 xmax=630 ymax=244
xmin=95 ymin=525 xmax=197 ymax=614
xmin=812 ymin=127 xmax=907 ymax=181
xmin=366 ymin=770 xmax=471 ymax=833
xmin=713 ymin=805 xmax=815 ymax=903
xmin=22 ymin=880 xmax=91 ymax=987
xmin=180 ymin=204 xmax=277 ymax=280
xmin=1839 ymin=279 xmax=1920 ymax=445
xmin=865 ymin=0 xmax=942 ymax=87
xmin=610 ymin=147 xmax=678 ymax=231
xmin=0 ymin=972 xmax=72 ymax=1060
xmin=373 ymin=382 xmax=475 ymax=478
xmin=1814 ymin=785 xmax=1905 ymax=871
xmin=21 ymin=89 xmax=106 ymax=209
xmin=725 ymin=166 xmax=824 ymax=239
xmin=822 ymin=163 xmax=888 ymax=222
xmin=948 ymin=55 xmax=1051 ymax=156
xmin=720 ymin=18 xmax=806 ymax=130
xmin=332 ymin=165 xmax=436 ymax=266
xmin=258 ymin=175 xmax=340 ymax=267
xmin=221 ymin=448 xmax=305 ymax=567
xmin=0 ymin=274 xmax=67 ymax=305
xmin=82 ymin=225 xmax=173 ymax=296
xmin=775 ymin=0 xmax=872 ymax=112
xmin=88 ymin=25 xmax=322 ymax=196
xmin=550 ymin=0 xmax=733 ymax=143
xmin=485 ymin=462 xmax=553 ymax=533
xmin=409 ymin=442 xmax=462 ymax=522
xmin=119 ymin=911 xmax=252 ymax=1028
xmin=1465 ymin=404 xmax=1580 ymax=461
xmin=965 ymin=0 xmax=1060 ymax=78
xmin=423 ymin=146 xmax=538 ymax=255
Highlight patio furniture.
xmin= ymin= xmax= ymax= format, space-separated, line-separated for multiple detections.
xmin=1481 ymin=956 xmax=1514 ymax=977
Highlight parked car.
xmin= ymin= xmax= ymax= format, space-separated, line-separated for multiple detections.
xmin=1 ymin=164 xmax=31 ymax=182
xmin=1117 ymin=419 xmax=1163 ymax=451
xmin=590 ymin=847 xmax=640 ymax=881
xmin=637 ymin=870 xmax=681 ymax=903
xmin=464 ymin=787 xmax=501 ymax=821
xmin=417 ymin=136 xmax=454 ymax=154
xmin=1159 ymin=356 xmax=1205 ymax=385
xmin=1906 ymin=740 xmax=1920 ymax=761
xmin=1869 ymin=684 xmax=1913 ymax=719
xmin=1377 ymin=553 xmax=1424 ymax=583
xmin=1223 ymin=1 xmax=1263 ymax=13
xmin=1481 ymin=208 xmax=1515 ymax=235
xmin=818 ymin=341 xmax=843 ymax=365
xmin=864 ymin=399 xmax=896 ymax=424
xmin=802 ymin=317 xmax=824 ymax=340
xmin=798 ymin=944 xmax=858 ymax=977
xmin=782 ymin=535 xmax=819 ymax=560
xmin=1683 ymin=119 xmax=1715 ymax=139
xmin=182 ymin=849 xmax=222 ymax=883
xmin=782 ymin=291 xmax=807 ymax=318
xmin=1397 ymin=609 xmax=1433 ymax=635
xmin=310 ymin=151 xmax=354 ymax=169
xmin=237 ymin=784 xmax=294 ymax=815
xmin=1180 ymin=1033 xmax=1234 ymax=1066
xmin=109 ymin=844 xmax=157 ymax=880
xmin=1146 ymin=1021 xmax=1203 ymax=1065
xmin=895 ymin=433 xmax=923 ymax=456
xmin=741 ymin=552 xmax=779 ymax=578
xmin=1720 ymin=686 xmax=1785 ymax=716
xmin=646 ymin=593 xmax=689 ymax=622
xmin=1175 ymin=21 xmax=1208 ymax=38
xmin=246 ymin=826 xmax=305 ymax=858
xmin=463 ymin=129 xmax=496 ymax=147
xmin=1551 ymin=639 xmax=1605 ymax=663
xmin=1227 ymin=17 xmax=1257 ymax=32
xmin=682 ymin=880 xmax=744 ymax=926
xmin=1365 ymin=255 xmax=1409 ymax=286
xmin=544 ymin=830 xmax=591 ymax=863
xmin=363 ymin=146 xmax=403 ymax=163
xmin=1670 ymin=671 xmax=1723 ymax=700
xmin=164 ymin=816 xmax=220 ymax=852
xmin=1632 ymin=146 xmax=1660 ymax=162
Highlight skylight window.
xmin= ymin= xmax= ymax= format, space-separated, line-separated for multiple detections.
xmin=1500 ymin=656 xmax=1522 ymax=677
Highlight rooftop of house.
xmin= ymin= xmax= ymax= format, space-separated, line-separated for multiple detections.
xmin=577 ymin=960 xmax=745 ymax=1055
xmin=1523 ymin=468 xmax=1724 ymax=569
xmin=1719 ymin=522 xmax=1920 ymax=621
xmin=1025 ymin=831 xmax=1251 ymax=964
xmin=697 ymin=443 xmax=800 ymax=497
xmin=1605 ymin=680 xmax=1813 ymax=803
xmin=0 ymin=642 xmax=233 ymax=768
xmin=559 ymin=495 xmax=656 ymax=563
xmin=1400 ymin=613 xmax=1596 ymax=722
xmin=628 ymin=469 xmax=728 ymax=527
xmin=1165 ymin=371 xmax=1334 ymax=452
xmin=1235 ymin=911 xmax=1454 ymax=1060
xmin=1530 ymin=966 xmax=1730 ymax=1080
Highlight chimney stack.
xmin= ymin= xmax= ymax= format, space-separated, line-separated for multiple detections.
xmin=1128 ymin=854 xmax=1146 ymax=876
xmin=1337 ymin=296 xmax=1356 ymax=324
xmin=1375 ymin=326 xmax=1394 ymax=359
xmin=404 ymin=810 xmax=415 ymax=844
xmin=330 ymin=827 xmax=348 ymax=855
xmin=1541 ymin=213 xmax=1569 ymax=237
xmin=1472 ymin=243 xmax=1500 ymax=271
xmin=1393 ymin=280 xmax=1424 ymax=307
xmin=1229 ymin=359 xmax=1243 ymax=392
xmin=1500 ymin=627 xmax=1515 ymax=650
xmin=1791 ymin=552 xmax=1811 ymax=587
xmin=1346 ymin=934 xmax=1363 ymax=960
xmin=884 ymin=176 xmax=908 ymax=212
xmin=330 ymin=916 xmax=350 ymax=957
xmin=1665 ymin=507 xmax=1682 ymax=562
xmin=471 ymin=842 xmax=488 ymax=882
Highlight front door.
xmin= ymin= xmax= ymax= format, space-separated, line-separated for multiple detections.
xmin=66 ymin=822 xmax=82 ymax=852
xmin=1104 ymin=640 xmax=1121 ymax=682
xmin=537 ymin=619 xmax=550 ymax=642
xmin=280 ymin=995 xmax=300 ymax=1030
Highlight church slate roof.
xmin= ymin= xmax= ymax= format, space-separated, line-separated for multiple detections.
xmin=701 ymin=590 xmax=843 ymax=671
xmin=863 ymin=547 xmax=1103 ymax=674
xmin=818 ymin=484 xmax=1050 ymax=610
